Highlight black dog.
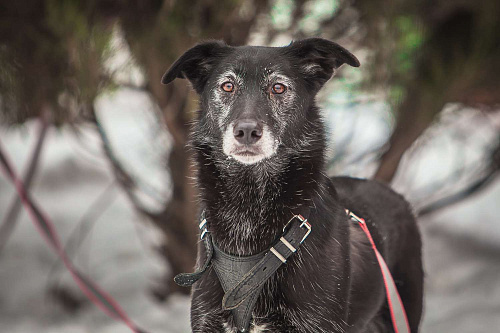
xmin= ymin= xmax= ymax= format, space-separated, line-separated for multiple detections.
xmin=162 ymin=38 xmax=423 ymax=333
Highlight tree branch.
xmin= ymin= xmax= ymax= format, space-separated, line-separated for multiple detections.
xmin=418 ymin=139 xmax=500 ymax=216
xmin=88 ymin=105 xmax=157 ymax=219
xmin=0 ymin=109 xmax=51 ymax=254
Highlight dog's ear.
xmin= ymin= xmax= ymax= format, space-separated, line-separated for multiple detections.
xmin=285 ymin=38 xmax=360 ymax=91
xmin=161 ymin=41 xmax=231 ymax=93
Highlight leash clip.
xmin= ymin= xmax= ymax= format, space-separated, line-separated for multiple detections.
xmin=345 ymin=209 xmax=365 ymax=224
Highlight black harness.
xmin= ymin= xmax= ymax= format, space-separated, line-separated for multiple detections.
xmin=174 ymin=211 xmax=312 ymax=332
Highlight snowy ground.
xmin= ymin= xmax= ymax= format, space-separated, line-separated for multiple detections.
xmin=420 ymin=179 xmax=500 ymax=332
xmin=1 ymin=88 xmax=499 ymax=332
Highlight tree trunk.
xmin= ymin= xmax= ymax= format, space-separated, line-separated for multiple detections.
xmin=374 ymin=90 xmax=445 ymax=183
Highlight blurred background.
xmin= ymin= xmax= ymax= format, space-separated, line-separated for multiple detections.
xmin=0 ymin=0 xmax=499 ymax=332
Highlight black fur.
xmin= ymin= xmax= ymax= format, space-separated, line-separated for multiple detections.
xmin=162 ymin=38 xmax=423 ymax=332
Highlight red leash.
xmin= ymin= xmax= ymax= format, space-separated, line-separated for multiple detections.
xmin=347 ymin=210 xmax=411 ymax=333
xmin=0 ymin=141 xmax=147 ymax=333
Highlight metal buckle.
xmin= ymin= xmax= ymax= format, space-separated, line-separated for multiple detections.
xmin=283 ymin=214 xmax=312 ymax=244
xmin=199 ymin=218 xmax=209 ymax=239
xmin=298 ymin=215 xmax=312 ymax=244
xmin=200 ymin=228 xmax=208 ymax=240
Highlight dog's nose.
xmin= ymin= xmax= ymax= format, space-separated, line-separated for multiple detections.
xmin=233 ymin=119 xmax=263 ymax=145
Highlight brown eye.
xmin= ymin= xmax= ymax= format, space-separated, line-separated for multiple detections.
xmin=221 ymin=82 xmax=234 ymax=92
xmin=272 ymin=83 xmax=286 ymax=94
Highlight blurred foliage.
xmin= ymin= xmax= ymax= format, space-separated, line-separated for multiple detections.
xmin=356 ymin=0 xmax=500 ymax=108
xmin=1 ymin=0 xmax=498 ymax=124
xmin=0 ymin=0 xmax=114 ymax=125
xmin=339 ymin=0 xmax=500 ymax=181
xmin=46 ymin=0 xmax=114 ymax=99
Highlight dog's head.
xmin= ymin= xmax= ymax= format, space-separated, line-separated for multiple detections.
xmin=162 ymin=38 xmax=359 ymax=165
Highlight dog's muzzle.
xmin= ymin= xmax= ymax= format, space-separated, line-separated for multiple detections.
xmin=222 ymin=120 xmax=277 ymax=164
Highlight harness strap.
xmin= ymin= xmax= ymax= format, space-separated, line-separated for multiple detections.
xmin=174 ymin=212 xmax=311 ymax=332
xmin=222 ymin=214 xmax=311 ymax=310
xmin=212 ymin=243 xmax=266 ymax=332
xmin=346 ymin=210 xmax=411 ymax=333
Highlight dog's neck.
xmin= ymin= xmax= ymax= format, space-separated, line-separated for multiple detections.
xmin=194 ymin=125 xmax=327 ymax=256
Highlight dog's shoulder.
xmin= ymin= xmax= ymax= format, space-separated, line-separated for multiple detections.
xmin=329 ymin=176 xmax=413 ymax=217
xmin=329 ymin=176 xmax=419 ymax=260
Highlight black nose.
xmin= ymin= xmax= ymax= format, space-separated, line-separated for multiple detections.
xmin=233 ymin=119 xmax=263 ymax=145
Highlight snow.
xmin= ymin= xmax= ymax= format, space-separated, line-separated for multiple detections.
xmin=420 ymin=178 xmax=500 ymax=332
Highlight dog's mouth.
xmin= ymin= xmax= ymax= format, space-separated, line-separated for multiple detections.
xmin=229 ymin=147 xmax=266 ymax=165
xmin=232 ymin=148 xmax=261 ymax=156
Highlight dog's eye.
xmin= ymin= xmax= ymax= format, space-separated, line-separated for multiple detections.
xmin=221 ymin=82 xmax=234 ymax=93
xmin=272 ymin=83 xmax=286 ymax=94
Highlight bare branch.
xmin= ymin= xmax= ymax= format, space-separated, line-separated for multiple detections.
xmin=418 ymin=139 xmax=500 ymax=216
xmin=88 ymin=105 xmax=157 ymax=219
xmin=0 ymin=108 xmax=51 ymax=254
xmin=47 ymin=181 xmax=118 ymax=288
